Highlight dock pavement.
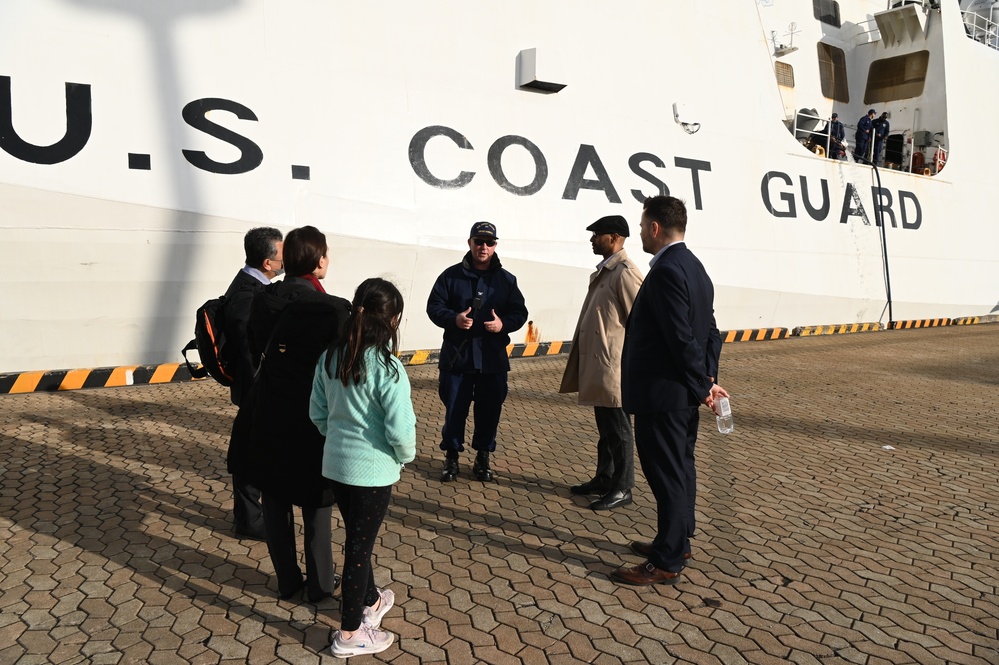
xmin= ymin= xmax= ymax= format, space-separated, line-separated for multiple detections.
xmin=1 ymin=325 xmax=997 ymax=664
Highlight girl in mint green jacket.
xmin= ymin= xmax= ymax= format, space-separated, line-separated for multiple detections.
xmin=309 ymin=278 xmax=416 ymax=658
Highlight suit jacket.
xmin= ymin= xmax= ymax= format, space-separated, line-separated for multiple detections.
xmin=621 ymin=242 xmax=721 ymax=415
xmin=223 ymin=269 xmax=267 ymax=407
xmin=559 ymin=250 xmax=643 ymax=407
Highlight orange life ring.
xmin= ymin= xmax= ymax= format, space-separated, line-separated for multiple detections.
xmin=934 ymin=148 xmax=947 ymax=172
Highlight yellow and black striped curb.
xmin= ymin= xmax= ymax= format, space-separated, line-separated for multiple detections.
xmin=793 ymin=322 xmax=884 ymax=336
xmin=2 ymin=316 xmax=995 ymax=394
xmin=723 ymin=328 xmax=791 ymax=343
xmin=398 ymin=340 xmax=569 ymax=366
xmin=0 ymin=363 xmax=195 ymax=395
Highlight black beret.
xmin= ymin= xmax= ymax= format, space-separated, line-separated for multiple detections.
xmin=586 ymin=215 xmax=630 ymax=237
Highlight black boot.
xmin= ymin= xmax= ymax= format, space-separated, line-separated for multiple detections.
xmin=472 ymin=450 xmax=494 ymax=482
xmin=440 ymin=452 xmax=459 ymax=482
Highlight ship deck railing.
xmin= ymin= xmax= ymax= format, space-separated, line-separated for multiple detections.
xmin=963 ymin=9 xmax=999 ymax=50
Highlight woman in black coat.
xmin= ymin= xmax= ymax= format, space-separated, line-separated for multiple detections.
xmin=236 ymin=225 xmax=350 ymax=602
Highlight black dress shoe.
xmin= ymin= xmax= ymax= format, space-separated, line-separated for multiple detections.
xmin=589 ymin=489 xmax=633 ymax=511
xmin=571 ymin=478 xmax=612 ymax=495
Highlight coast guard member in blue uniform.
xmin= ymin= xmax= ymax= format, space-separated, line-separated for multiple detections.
xmin=854 ymin=109 xmax=876 ymax=162
xmin=427 ymin=222 xmax=528 ymax=482
xmin=828 ymin=113 xmax=845 ymax=160
xmin=872 ymin=112 xmax=890 ymax=165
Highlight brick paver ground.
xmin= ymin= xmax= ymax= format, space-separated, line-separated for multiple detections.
xmin=1 ymin=326 xmax=997 ymax=664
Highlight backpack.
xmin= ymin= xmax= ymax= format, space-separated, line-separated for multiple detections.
xmin=181 ymin=296 xmax=234 ymax=386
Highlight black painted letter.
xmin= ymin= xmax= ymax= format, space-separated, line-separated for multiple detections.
xmin=487 ymin=135 xmax=547 ymax=196
xmin=182 ymin=98 xmax=263 ymax=175
xmin=799 ymin=176 xmax=830 ymax=221
xmin=871 ymin=187 xmax=896 ymax=228
xmin=674 ymin=157 xmax=711 ymax=210
xmin=562 ymin=144 xmax=621 ymax=203
xmin=629 ymin=152 xmax=669 ymax=203
xmin=760 ymin=171 xmax=796 ymax=218
xmin=899 ymin=190 xmax=922 ymax=230
xmin=408 ymin=125 xmax=475 ymax=189
xmin=0 ymin=76 xmax=91 ymax=165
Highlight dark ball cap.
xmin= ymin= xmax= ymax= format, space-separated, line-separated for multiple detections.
xmin=586 ymin=215 xmax=630 ymax=237
xmin=469 ymin=221 xmax=498 ymax=239
xmin=831 ymin=113 xmax=838 ymax=118
xmin=868 ymin=108 xmax=876 ymax=115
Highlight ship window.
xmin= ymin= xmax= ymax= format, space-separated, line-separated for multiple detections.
xmin=813 ymin=0 xmax=842 ymax=28
xmin=775 ymin=62 xmax=795 ymax=87
xmin=864 ymin=51 xmax=929 ymax=103
xmin=817 ymin=43 xmax=849 ymax=102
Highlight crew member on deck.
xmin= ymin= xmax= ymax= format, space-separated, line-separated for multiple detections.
xmin=854 ymin=109 xmax=876 ymax=162
xmin=828 ymin=113 xmax=846 ymax=160
xmin=872 ymin=112 xmax=890 ymax=165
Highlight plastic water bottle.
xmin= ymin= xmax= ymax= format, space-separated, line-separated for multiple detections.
xmin=715 ymin=397 xmax=734 ymax=434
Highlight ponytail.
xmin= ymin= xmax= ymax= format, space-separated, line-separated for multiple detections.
xmin=324 ymin=279 xmax=403 ymax=386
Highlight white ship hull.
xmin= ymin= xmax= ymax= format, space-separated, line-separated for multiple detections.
xmin=1 ymin=0 xmax=997 ymax=373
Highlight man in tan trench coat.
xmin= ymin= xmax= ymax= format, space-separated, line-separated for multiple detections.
xmin=560 ymin=215 xmax=644 ymax=511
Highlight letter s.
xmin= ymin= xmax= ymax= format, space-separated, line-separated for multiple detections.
xmin=182 ymin=98 xmax=263 ymax=174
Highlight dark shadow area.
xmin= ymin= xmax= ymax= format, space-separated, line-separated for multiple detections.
xmin=59 ymin=0 xmax=241 ymax=365
xmin=0 ymin=425 xmax=332 ymax=652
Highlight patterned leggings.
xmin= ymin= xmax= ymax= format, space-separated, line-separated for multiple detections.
xmin=331 ymin=481 xmax=392 ymax=631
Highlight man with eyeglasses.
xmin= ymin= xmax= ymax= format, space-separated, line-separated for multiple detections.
xmin=223 ymin=226 xmax=283 ymax=540
xmin=427 ymin=222 xmax=528 ymax=482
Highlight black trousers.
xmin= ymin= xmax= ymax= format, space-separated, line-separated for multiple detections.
xmin=332 ymin=481 xmax=392 ymax=632
xmin=634 ymin=408 xmax=698 ymax=573
xmin=260 ymin=493 xmax=335 ymax=601
xmin=232 ymin=473 xmax=265 ymax=536
xmin=438 ymin=371 xmax=508 ymax=453
xmin=592 ymin=407 xmax=635 ymax=491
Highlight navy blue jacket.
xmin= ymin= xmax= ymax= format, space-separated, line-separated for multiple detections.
xmin=856 ymin=114 xmax=874 ymax=144
xmin=427 ymin=252 xmax=528 ymax=373
xmin=830 ymin=119 xmax=845 ymax=143
xmin=873 ymin=117 xmax=890 ymax=142
xmin=622 ymin=243 xmax=721 ymax=414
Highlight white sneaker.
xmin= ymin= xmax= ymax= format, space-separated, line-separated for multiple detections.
xmin=329 ymin=625 xmax=394 ymax=658
xmin=361 ymin=588 xmax=396 ymax=629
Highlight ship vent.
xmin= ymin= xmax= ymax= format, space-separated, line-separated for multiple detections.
xmin=775 ymin=62 xmax=795 ymax=88
xmin=517 ymin=48 xmax=566 ymax=93
xmin=874 ymin=3 xmax=927 ymax=47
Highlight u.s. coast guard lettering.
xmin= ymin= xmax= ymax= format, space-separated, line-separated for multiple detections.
xmin=0 ymin=75 xmax=922 ymax=230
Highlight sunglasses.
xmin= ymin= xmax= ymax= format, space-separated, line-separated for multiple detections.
xmin=472 ymin=238 xmax=496 ymax=247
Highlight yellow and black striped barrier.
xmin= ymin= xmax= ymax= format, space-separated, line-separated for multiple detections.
xmin=2 ymin=315 xmax=995 ymax=394
xmin=888 ymin=318 xmax=951 ymax=330
xmin=722 ymin=328 xmax=791 ymax=343
xmin=0 ymin=363 xmax=195 ymax=395
xmin=793 ymin=322 xmax=884 ymax=336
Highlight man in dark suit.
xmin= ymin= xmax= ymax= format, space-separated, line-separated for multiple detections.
xmin=611 ymin=195 xmax=728 ymax=586
xmin=224 ymin=226 xmax=283 ymax=540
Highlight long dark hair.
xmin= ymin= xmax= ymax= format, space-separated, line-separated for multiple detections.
xmin=324 ymin=278 xmax=404 ymax=385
